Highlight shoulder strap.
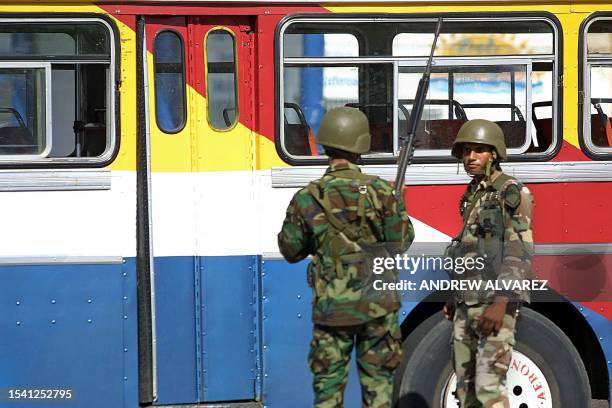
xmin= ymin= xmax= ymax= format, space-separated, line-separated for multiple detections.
xmin=306 ymin=182 xmax=361 ymax=242
xmin=306 ymin=176 xmax=370 ymax=242
xmin=491 ymin=173 xmax=515 ymax=192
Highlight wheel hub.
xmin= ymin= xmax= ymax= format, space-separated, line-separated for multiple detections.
xmin=442 ymin=350 xmax=553 ymax=408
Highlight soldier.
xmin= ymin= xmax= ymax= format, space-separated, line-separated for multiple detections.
xmin=277 ymin=107 xmax=414 ymax=407
xmin=443 ymin=119 xmax=534 ymax=408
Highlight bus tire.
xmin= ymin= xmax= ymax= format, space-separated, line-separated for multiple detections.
xmin=394 ymin=307 xmax=591 ymax=408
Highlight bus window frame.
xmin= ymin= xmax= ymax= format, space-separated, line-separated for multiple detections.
xmin=153 ymin=29 xmax=187 ymax=135
xmin=579 ymin=12 xmax=612 ymax=160
xmin=275 ymin=12 xmax=563 ymax=167
xmin=0 ymin=15 xmax=119 ymax=169
xmin=204 ymin=26 xmax=239 ymax=132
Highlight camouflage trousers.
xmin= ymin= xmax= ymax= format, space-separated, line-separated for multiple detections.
xmin=452 ymin=303 xmax=517 ymax=408
xmin=308 ymin=311 xmax=403 ymax=408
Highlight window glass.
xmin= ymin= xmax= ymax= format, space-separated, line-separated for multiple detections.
xmin=154 ymin=30 xmax=186 ymax=133
xmin=584 ymin=18 xmax=612 ymax=151
xmin=587 ymin=20 xmax=612 ymax=54
xmin=0 ymin=23 xmax=109 ymax=56
xmin=588 ymin=66 xmax=612 ymax=148
xmin=398 ymin=64 xmax=530 ymax=152
xmin=206 ymin=29 xmax=237 ymax=130
xmin=0 ymin=67 xmax=46 ymax=155
xmin=393 ymin=23 xmax=553 ymax=57
xmin=283 ymin=63 xmax=394 ymax=156
xmin=283 ymin=33 xmax=358 ymax=58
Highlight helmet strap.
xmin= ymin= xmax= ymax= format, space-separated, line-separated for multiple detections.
xmin=485 ymin=157 xmax=494 ymax=178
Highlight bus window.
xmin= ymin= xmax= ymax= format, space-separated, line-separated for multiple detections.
xmin=392 ymin=20 xmax=553 ymax=57
xmin=154 ymin=30 xmax=186 ymax=134
xmin=0 ymin=67 xmax=47 ymax=156
xmin=206 ymin=28 xmax=238 ymax=131
xmin=393 ymin=18 xmax=556 ymax=159
xmin=283 ymin=33 xmax=358 ymax=58
xmin=283 ymin=63 xmax=394 ymax=157
xmin=582 ymin=17 xmax=612 ymax=154
xmin=399 ymin=64 xmax=532 ymax=152
xmin=0 ymin=20 xmax=115 ymax=164
xmin=278 ymin=15 xmax=559 ymax=164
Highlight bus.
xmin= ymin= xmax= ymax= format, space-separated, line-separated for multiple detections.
xmin=0 ymin=1 xmax=610 ymax=407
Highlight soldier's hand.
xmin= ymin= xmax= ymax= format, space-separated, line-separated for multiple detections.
xmin=478 ymin=297 xmax=508 ymax=336
xmin=443 ymin=301 xmax=455 ymax=321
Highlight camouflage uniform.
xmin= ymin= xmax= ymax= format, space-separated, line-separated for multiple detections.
xmin=449 ymin=170 xmax=534 ymax=408
xmin=278 ymin=161 xmax=414 ymax=407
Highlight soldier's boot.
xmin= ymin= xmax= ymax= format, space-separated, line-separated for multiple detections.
xmin=474 ymin=312 xmax=516 ymax=408
xmin=309 ymin=325 xmax=354 ymax=408
xmin=356 ymin=312 xmax=403 ymax=408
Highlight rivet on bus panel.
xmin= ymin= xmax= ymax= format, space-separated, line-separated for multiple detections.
xmin=51 ymin=299 xmax=56 ymax=304
xmin=51 ymin=320 xmax=56 ymax=324
xmin=87 ymin=319 xmax=92 ymax=324
xmin=15 ymin=301 xmax=20 ymax=306
xmin=16 ymin=321 xmax=20 ymax=326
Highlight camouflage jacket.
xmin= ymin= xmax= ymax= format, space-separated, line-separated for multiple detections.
xmin=277 ymin=161 xmax=414 ymax=326
xmin=447 ymin=170 xmax=534 ymax=305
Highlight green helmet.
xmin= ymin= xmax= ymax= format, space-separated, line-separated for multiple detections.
xmin=451 ymin=119 xmax=507 ymax=160
xmin=317 ymin=107 xmax=371 ymax=154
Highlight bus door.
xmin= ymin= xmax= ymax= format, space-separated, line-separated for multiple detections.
xmin=143 ymin=15 xmax=258 ymax=405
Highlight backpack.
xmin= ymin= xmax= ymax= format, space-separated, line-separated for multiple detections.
xmin=306 ymin=169 xmax=400 ymax=306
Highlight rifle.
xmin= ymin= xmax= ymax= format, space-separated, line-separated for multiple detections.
xmin=394 ymin=17 xmax=443 ymax=200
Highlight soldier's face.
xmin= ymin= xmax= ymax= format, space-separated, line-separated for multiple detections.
xmin=462 ymin=143 xmax=493 ymax=175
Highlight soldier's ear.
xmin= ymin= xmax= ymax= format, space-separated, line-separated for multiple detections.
xmin=491 ymin=150 xmax=498 ymax=161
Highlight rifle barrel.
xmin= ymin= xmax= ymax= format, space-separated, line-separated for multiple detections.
xmin=394 ymin=17 xmax=443 ymax=201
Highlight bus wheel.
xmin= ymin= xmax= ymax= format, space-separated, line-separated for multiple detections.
xmin=394 ymin=308 xmax=590 ymax=408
